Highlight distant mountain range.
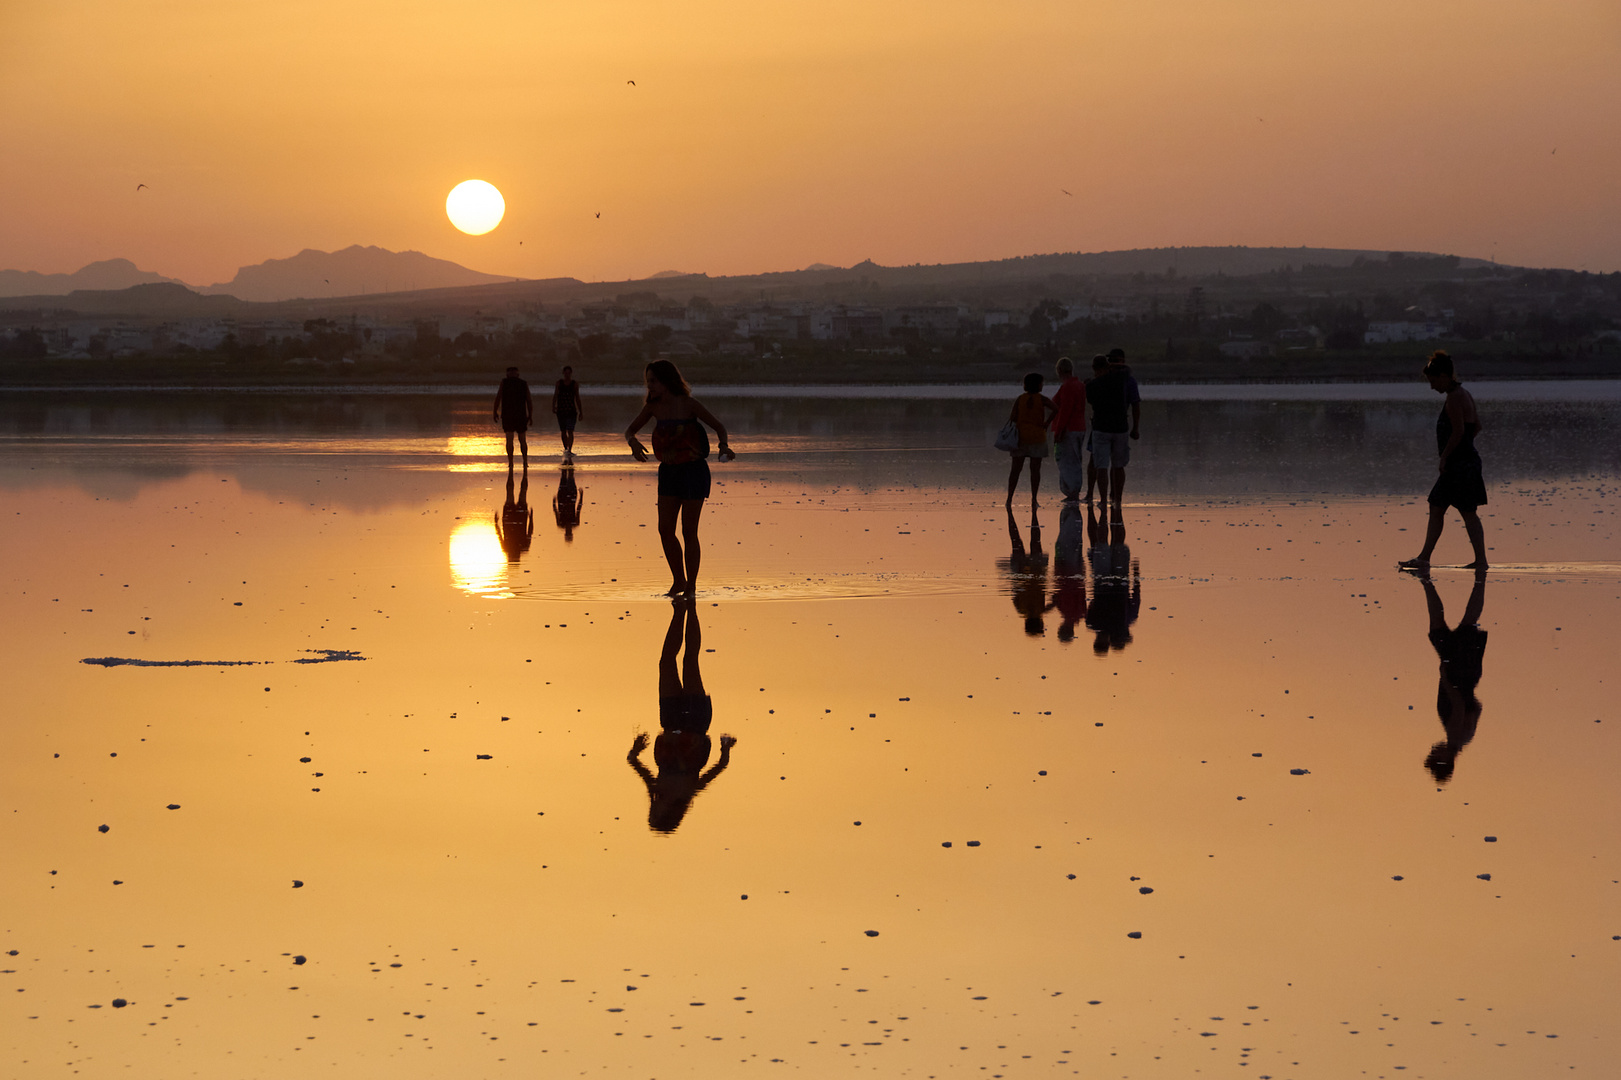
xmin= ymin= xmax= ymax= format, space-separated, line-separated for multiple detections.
xmin=197 ymin=245 xmax=514 ymax=301
xmin=0 ymin=258 xmax=187 ymax=297
xmin=0 ymin=245 xmax=514 ymax=302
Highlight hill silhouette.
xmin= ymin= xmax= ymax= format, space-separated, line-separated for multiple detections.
xmin=0 ymin=258 xmax=185 ymax=298
xmin=201 ymin=245 xmax=515 ymax=302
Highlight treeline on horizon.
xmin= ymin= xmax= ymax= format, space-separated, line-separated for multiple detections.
xmin=2 ymin=253 xmax=1619 ymax=384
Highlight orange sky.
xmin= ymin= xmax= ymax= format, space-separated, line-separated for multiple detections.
xmin=2 ymin=0 xmax=1618 ymax=284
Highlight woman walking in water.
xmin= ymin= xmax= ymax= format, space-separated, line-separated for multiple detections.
xmin=1400 ymin=351 xmax=1488 ymax=571
xmin=625 ymin=360 xmax=734 ymax=596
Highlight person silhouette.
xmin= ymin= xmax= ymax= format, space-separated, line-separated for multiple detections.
xmin=1417 ymin=573 xmax=1488 ymax=784
xmin=1051 ymin=502 xmax=1089 ymax=642
xmin=626 ymin=601 xmax=736 ymax=833
xmin=553 ymin=468 xmax=583 ymax=541
xmin=1085 ymin=504 xmax=1140 ymax=654
xmin=492 ymin=366 xmax=533 ymax=471
xmin=494 ymin=472 xmax=533 ymax=563
xmin=998 ymin=506 xmax=1050 ymax=636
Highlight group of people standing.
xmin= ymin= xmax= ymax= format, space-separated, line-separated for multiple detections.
xmin=1005 ymin=348 xmax=1141 ymax=511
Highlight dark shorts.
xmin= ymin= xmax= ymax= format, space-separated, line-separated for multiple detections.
xmin=1428 ymin=463 xmax=1487 ymax=511
xmin=658 ymin=459 xmax=711 ymax=501
xmin=501 ymin=419 xmax=528 ymax=434
xmin=556 ymin=411 xmax=577 ymax=432
xmin=659 ymin=693 xmax=713 ymax=734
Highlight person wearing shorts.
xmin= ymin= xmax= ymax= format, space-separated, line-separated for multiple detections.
xmin=1400 ymin=351 xmax=1488 ymax=572
xmin=552 ymin=365 xmax=582 ymax=463
xmin=1087 ymin=348 xmax=1140 ymax=510
xmin=492 ymin=366 xmax=532 ymax=471
xmin=1005 ymin=372 xmax=1054 ymax=510
xmin=625 ymin=359 xmax=735 ymax=597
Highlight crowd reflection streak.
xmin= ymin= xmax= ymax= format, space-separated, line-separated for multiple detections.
xmin=1085 ymin=504 xmax=1141 ymax=654
xmin=1052 ymin=503 xmax=1089 ymax=642
xmin=627 ymin=601 xmax=736 ymax=832
xmin=1419 ymin=573 xmax=1488 ymax=784
xmin=998 ymin=506 xmax=1050 ymax=636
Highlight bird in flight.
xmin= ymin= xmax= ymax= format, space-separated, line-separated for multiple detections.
xmin=135 ymin=183 xmax=147 ymax=191
xmin=1061 ymin=189 xmax=1072 ymax=196
xmin=595 ymin=212 xmax=601 ymax=218
xmin=627 ymin=80 xmax=635 ymax=86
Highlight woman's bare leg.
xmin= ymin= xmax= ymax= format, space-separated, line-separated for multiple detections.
xmin=1028 ymin=458 xmax=1043 ymax=507
xmin=1460 ymin=508 xmax=1487 ymax=569
xmin=657 ymin=497 xmax=686 ymax=594
xmin=679 ymin=499 xmax=704 ymax=593
xmin=1006 ymin=457 xmax=1025 ymax=507
xmin=1400 ymin=504 xmax=1447 ymax=568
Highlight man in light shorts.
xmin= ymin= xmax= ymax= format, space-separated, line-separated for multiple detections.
xmin=1087 ymin=348 xmax=1140 ymax=510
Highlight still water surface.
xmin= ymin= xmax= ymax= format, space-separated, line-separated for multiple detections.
xmin=2 ymin=387 xmax=1618 ymax=1078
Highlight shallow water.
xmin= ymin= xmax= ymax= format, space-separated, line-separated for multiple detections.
xmin=2 ymin=390 xmax=1619 ymax=1079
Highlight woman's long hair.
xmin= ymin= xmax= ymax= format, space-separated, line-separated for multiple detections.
xmin=645 ymin=359 xmax=691 ymax=402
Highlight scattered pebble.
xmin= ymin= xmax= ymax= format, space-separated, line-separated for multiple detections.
xmin=1289 ymin=768 xmax=1310 ymax=776
xmin=292 ymin=880 xmax=304 ymax=888
xmin=966 ymin=840 xmax=981 ymax=847
xmin=1127 ymin=931 xmax=1142 ymax=939
xmin=293 ymin=956 xmax=306 ymax=965
xmin=1484 ymin=836 xmax=1497 ymax=842
xmin=165 ymin=804 xmax=180 ymax=810
xmin=1477 ymin=873 xmax=1492 ymax=881
xmin=112 ymin=998 xmax=127 ymax=1008
xmin=476 ymin=754 xmax=493 ymax=760
xmin=1139 ymin=887 xmax=1154 ymax=895
xmin=97 ymin=824 xmax=109 ymax=833
xmin=864 ymin=930 xmax=880 ymax=937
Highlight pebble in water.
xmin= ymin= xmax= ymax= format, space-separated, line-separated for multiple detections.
xmin=476 ymin=754 xmax=493 ymax=760
xmin=166 ymin=804 xmax=181 ymax=810
xmin=1289 ymin=768 xmax=1311 ymax=776
xmin=966 ymin=840 xmax=981 ymax=847
xmin=1139 ymin=887 xmax=1154 ymax=895
xmin=292 ymin=880 xmax=305 ymax=888
xmin=112 ymin=998 xmax=127 ymax=1008
xmin=864 ymin=930 xmax=880 ymax=937
xmin=1477 ymin=873 xmax=1492 ymax=881
xmin=1484 ymin=836 xmax=1498 ymax=842
xmin=98 ymin=824 xmax=109 ymax=833
xmin=1127 ymin=931 xmax=1142 ymax=939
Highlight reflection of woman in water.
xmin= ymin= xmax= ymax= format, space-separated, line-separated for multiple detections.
xmin=627 ymin=601 xmax=736 ymax=833
xmin=552 ymin=468 xmax=583 ymax=541
xmin=1400 ymin=351 xmax=1488 ymax=571
xmin=494 ymin=472 xmax=533 ymax=562
xmin=999 ymin=507 xmax=1050 ymax=636
xmin=624 ymin=360 xmax=734 ymax=597
xmin=1419 ymin=574 xmax=1487 ymax=783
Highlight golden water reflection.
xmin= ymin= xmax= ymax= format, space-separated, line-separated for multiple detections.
xmin=447 ymin=517 xmax=512 ymax=597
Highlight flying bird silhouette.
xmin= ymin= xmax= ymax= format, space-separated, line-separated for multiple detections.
xmin=135 ymin=183 xmax=147 ymax=191
xmin=1061 ymin=189 xmax=1072 ymax=196
xmin=595 ymin=212 xmax=601 ymax=218
xmin=627 ymin=80 xmax=635 ymax=86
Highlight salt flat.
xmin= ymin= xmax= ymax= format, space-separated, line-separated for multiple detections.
xmin=1 ymin=389 xmax=1618 ymax=1079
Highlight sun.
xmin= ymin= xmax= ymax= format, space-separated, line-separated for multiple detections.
xmin=446 ymin=180 xmax=505 ymax=235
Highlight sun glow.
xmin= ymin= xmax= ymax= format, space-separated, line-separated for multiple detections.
xmin=445 ymin=180 xmax=505 ymax=235
xmin=448 ymin=518 xmax=511 ymax=597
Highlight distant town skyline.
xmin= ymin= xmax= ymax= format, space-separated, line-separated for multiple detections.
xmin=3 ymin=0 xmax=1618 ymax=283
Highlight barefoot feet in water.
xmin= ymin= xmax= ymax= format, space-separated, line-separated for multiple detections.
xmin=1397 ymin=558 xmax=1430 ymax=572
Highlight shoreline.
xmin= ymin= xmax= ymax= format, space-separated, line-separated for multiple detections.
xmin=2 ymin=377 xmax=1619 ymax=401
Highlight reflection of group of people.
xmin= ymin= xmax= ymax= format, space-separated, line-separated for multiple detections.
xmin=1001 ymin=503 xmax=1141 ymax=653
xmin=490 ymin=347 xmax=1497 ymax=826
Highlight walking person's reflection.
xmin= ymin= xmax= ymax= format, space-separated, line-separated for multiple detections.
xmin=1085 ymin=504 xmax=1140 ymax=654
xmin=494 ymin=472 xmax=533 ymax=563
xmin=999 ymin=507 xmax=1050 ymax=636
xmin=1052 ymin=503 xmax=1088 ymax=642
xmin=553 ymin=468 xmax=583 ymax=542
xmin=1418 ymin=574 xmax=1488 ymax=784
xmin=627 ymin=601 xmax=736 ymax=833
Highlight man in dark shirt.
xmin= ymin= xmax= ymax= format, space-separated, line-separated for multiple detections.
xmin=493 ymin=366 xmax=533 ymax=471
xmin=552 ymin=364 xmax=583 ymax=464
xmin=1087 ymin=348 xmax=1140 ymax=510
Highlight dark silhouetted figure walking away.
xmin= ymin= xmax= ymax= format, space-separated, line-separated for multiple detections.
xmin=493 ymin=366 xmax=533 ymax=471
xmin=627 ymin=601 xmax=736 ymax=832
xmin=553 ymin=365 xmax=583 ymax=463
xmin=625 ymin=360 xmax=734 ymax=597
xmin=495 ymin=472 xmax=533 ymax=563
xmin=1401 ymin=350 xmax=1488 ymax=571
xmin=1416 ymin=573 xmax=1488 ymax=784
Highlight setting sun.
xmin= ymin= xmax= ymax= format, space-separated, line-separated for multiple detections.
xmin=445 ymin=179 xmax=505 ymax=236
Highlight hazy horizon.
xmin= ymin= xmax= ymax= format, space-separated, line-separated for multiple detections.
xmin=3 ymin=0 xmax=1617 ymax=285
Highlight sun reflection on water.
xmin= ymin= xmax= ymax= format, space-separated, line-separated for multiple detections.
xmin=448 ymin=517 xmax=511 ymax=597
